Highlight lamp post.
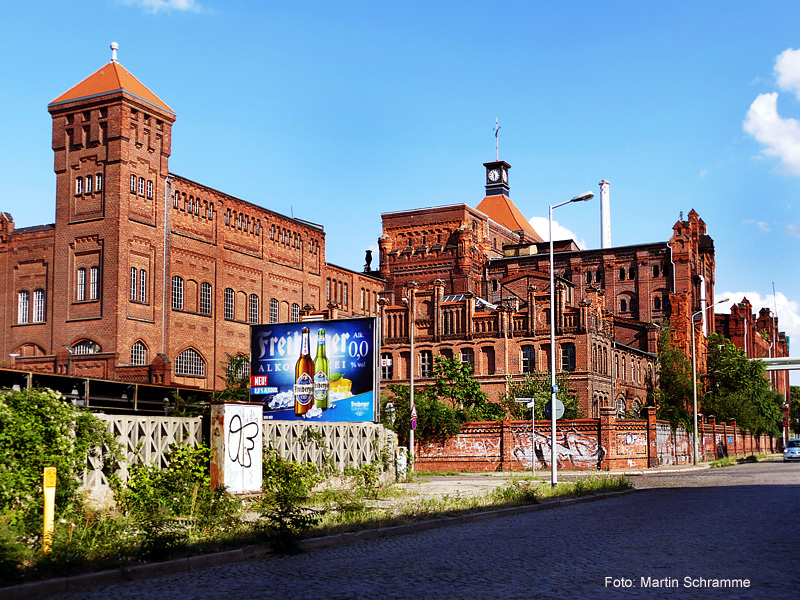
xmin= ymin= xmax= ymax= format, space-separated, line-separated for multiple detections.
xmin=549 ymin=191 xmax=593 ymax=487
xmin=690 ymin=297 xmax=728 ymax=464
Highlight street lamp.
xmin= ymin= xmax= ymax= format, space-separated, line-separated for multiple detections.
xmin=690 ymin=297 xmax=729 ymax=464
xmin=549 ymin=191 xmax=593 ymax=487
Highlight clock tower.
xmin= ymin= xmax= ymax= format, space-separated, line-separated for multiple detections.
xmin=483 ymin=160 xmax=511 ymax=197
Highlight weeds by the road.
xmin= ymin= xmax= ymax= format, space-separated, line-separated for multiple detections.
xmin=709 ymin=454 xmax=769 ymax=468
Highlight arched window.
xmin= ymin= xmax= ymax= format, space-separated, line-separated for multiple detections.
xmin=17 ymin=291 xmax=29 ymax=324
xmin=89 ymin=266 xmax=99 ymax=300
xmin=616 ymin=397 xmax=626 ymax=418
xmin=269 ymin=298 xmax=279 ymax=323
xmin=172 ymin=276 xmax=184 ymax=309
xmin=249 ymin=294 xmax=259 ymax=324
xmin=175 ymin=348 xmax=205 ymax=377
xmin=86 ymin=175 xmax=93 ymax=193
xmin=76 ymin=268 xmax=86 ymax=301
xmin=33 ymin=289 xmax=45 ymax=323
xmin=620 ymin=298 xmax=627 ymax=312
xmin=73 ymin=340 xmax=100 ymax=354
xmin=224 ymin=288 xmax=235 ymax=320
xmin=420 ymin=350 xmax=433 ymax=378
xmin=130 ymin=174 xmax=137 ymax=193
xmin=632 ymin=400 xmax=642 ymax=419
xmin=139 ymin=270 xmax=147 ymax=303
xmin=95 ymin=173 xmax=102 ymax=191
xmin=75 ymin=176 xmax=83 ymax=194
xmin=654 ymin=296 xmax=661 ymax=311
xmin=131 ymin=341 xmax=147 ymax=366
xmin=130 ymin=268 xmax=138 ymax=301
xmin=291 ymin=303 xmax=300 ymax=322
xmin=200 ymin=282 xmax=212 ymax=315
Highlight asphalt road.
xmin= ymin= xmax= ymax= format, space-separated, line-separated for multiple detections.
xmin=46 ymin=460 xmax=800 ymax=599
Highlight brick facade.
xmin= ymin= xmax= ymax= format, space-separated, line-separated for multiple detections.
xmin=0 ymin=58 xmax=384 ymax=391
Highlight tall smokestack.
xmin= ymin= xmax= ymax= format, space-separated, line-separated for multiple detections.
xmin=600 ymin=180 xmax=611 ymax=248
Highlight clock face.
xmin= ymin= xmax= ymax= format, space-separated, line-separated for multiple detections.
xmin=502 ymin=169 xmax=507 ymax=183
xmin=488 ymin=169 xmax=500 ymax=182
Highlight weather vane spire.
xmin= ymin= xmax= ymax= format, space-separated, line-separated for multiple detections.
xmin=494 ymin=118 xmax=501 ymax=161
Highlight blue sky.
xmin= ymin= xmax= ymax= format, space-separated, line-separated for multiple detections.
xmin=1 ymin=1 xmax=799 ymax=383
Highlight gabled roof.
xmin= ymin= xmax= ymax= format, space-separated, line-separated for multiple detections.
xmin=49 ymin=61 xmax=174 ymax=115
xmin=475 ymin=194 xmax=542 ymax=241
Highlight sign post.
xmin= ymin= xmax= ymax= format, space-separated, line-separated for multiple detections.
xmin=43 ymin=467 xmax=56 ymax=553
xmin=515 ymin=398 xmax=535 ymax=477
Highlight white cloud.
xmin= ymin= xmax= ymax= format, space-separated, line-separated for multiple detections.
xmin=120 ymin=0 xmax=202 ymax=13
xmin=743 ymin=92 xmax=800 ymax=174
xmin=775 ymin=48 xmax=800 ymax=100
xmin=699 ymin=169 xmax=708 ymax=178
xmin=529 ymin=216 xmax=586 ymax=250
xmin=742 ymin=218 xmax=770 ymax=232
xmin=786 ymin=224 xmax=800 ymax=238
xmin=716 ymin=291 xmax=800 ymax=349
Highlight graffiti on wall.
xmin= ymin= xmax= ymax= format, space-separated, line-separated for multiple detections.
xmin=211 ymin=403 xmax=263 ymax=494
xmin=422 ymin=435 xmax=502 ymax=464
xmin=511 ymin=428 xmax=605 ymax=469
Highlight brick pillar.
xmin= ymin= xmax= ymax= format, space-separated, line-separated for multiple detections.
xmin=500 ymin=419 xmax=514 ymax=471
xmin=599 ymin=407 xmax=616 ymax=470
xmin=645 ymin=406 xmax=658 ymax=467
xmin=729 ymin=419 xmax=736 ymax=457
xmin=707 ymin=416 xmax=716 ymax=459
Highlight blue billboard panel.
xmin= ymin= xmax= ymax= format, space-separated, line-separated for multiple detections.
xmin=250 ymin=317 xmax=379 ymax=422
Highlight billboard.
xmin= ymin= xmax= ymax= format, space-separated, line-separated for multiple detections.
xmin=250 ymin=317 xmax=379 ymax=422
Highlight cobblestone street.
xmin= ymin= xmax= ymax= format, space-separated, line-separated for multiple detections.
xmin=45 ymin=460 xmax=799 ymax=600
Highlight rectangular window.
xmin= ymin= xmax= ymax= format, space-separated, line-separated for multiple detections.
xmin=291 ymin=303 xmax=300 ymax=322
xmin=146 ymin=180 xmax=153 ymax=199
xmin=95 ymin=173 xmax=102 ymax=191
xmin=344 ymin=283 xmax=348 ymax=307
xmin=89 ymin=266 xmax=99 ymax=300
xmin=460 ymin=347 xmax=474 ymax=367
xmin=139 ymin=269 xmax=147 ymax=303
xmin=420 ymin=350 xmax=433 ymax=378
xmin=76 ymin=177 xmax=83 ymax=194
xmin=326 ymin=279 xmax=331 ymax=302
xmin=200 ymin=282 xmax=212 ymax=315
xmin=521 ymin=345 xmax=535 ymax=374
xmin=561 ymin=343 xmax=576 ymax=372
xmin=208 ymin=203 xmax=213 ymax=219
xmin=361 ymin=288 xmax=365 ymax=310
xmin=130 ymin=174 xmax=137 ymax=193
xmin=381 ymin=353 xmax=393 ymax=380
xmin=85 ymin=175 xmax=93 ymax=193
xmin=33 ymin=289 xmax=45 ymax=323
xmin=173 ymin=191 xmax=180 ymax=208
xmin=76 ymin=268 xmax=86 ymax=301
xmin=138 ymin=177 xmax=145 ymax=195
xmin=130 ymin=268 xmax=137 ymax=301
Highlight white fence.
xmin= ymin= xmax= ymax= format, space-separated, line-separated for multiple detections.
xmin=83 ymin=414 xmax=396 ymax=494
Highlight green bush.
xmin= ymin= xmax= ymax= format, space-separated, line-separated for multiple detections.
xmin=259 ymin=449 xmax=321 ymax=552
xmin=0 ymin=388 xmax=120 ymax=527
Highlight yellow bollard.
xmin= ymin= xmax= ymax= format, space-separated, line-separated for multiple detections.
xmin=43 ymin=467 xmax=56 ymax=554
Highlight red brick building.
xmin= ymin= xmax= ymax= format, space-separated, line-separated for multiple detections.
xmin=375 ymin=161 xmax=788 ymax=417
xmin=0 ymin=53 xmax=384 ymax=391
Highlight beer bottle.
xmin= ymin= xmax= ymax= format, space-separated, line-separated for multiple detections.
xmin=294 ymin=327 xmax=314 ymax=416
xmin=313 ymin=329 xmax=330 ymax=409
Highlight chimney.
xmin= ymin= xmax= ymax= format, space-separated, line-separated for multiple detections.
xmin=600 ymin=180 xmax=611 ymax=248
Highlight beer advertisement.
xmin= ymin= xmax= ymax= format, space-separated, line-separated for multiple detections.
xmin=249 ymin=317 xmax=379 ymax=422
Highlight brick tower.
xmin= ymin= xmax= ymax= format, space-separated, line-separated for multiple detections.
xmin=46 ymin=43 xmax=176 ymax=376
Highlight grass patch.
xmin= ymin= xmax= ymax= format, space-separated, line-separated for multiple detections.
xmin=709 ymin=454 xmax=768 ymax=468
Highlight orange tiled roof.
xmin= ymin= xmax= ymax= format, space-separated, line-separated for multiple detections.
xmin=49 ymin=61 xmax=174 ymax=114
xmin=476 ymin=194 xmax=542 ymax=241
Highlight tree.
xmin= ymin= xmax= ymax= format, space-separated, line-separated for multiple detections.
xmin=213 ymin=353 xmax=251 ymax=403
xmin=497 ymin=371 xmax=581 ymax=420
xmin=790 ymin=386 xmax=800 ymax=436
xmin=654 ymin=323 xmax=693 ymax=429
xmin=702 ymin=332 xmax=783 ymax=436
xmin=430 ymin=355 xmax=486 ymax=410
xmin=381 ymin=384 xmax=464 ymax=446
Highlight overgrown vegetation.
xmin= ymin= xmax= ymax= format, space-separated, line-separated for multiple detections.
xmin=498 ymin=370 xmax=581 ymax=420
xmin=0 ymin=386 xmax=633 ymax=587
xmin=701 ymin=333 xmax=784 ymax=436
xmin=654 ymin=323 xmax=694 ymax=430
xmin=709 ymin=454 xmax=768 ymax=468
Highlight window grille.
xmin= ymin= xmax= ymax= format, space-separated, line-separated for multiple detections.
xmin=175 ymin=348 xmax=205 ymax=376
xmin=131 ymin=341 xmax=147 ymax=366
xmin=33 ymin=289 xmax=45 ymax=322
xmin=200 ymin=282 xmax=212 ymax=315
xmin=172 ymin=276 xmax=184 ymax=309
xmin=224 ymin=288 xmax=235 ymax=320
xmin=17 ymin=291 xmax=29 ymax=324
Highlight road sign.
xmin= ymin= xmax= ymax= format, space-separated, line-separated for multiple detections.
xmin=411 ymin=405 xmax=417 ymax=431
xmin=545 ymin=399 xmax=565 ymax=420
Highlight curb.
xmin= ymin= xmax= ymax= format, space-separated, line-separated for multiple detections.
xmin=3 ymin=489 xmax=636 ymax=599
